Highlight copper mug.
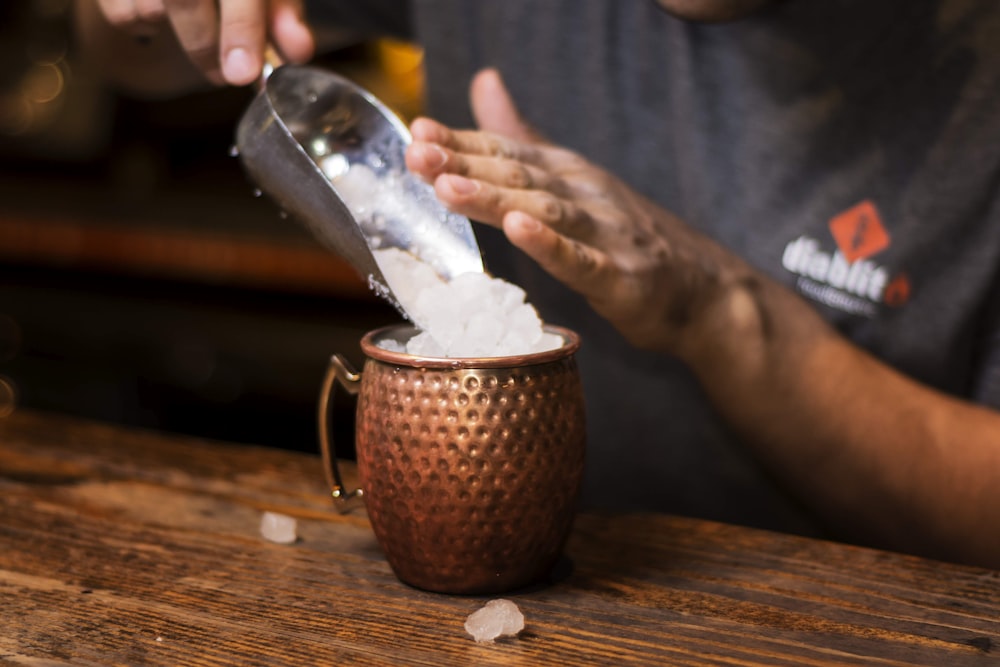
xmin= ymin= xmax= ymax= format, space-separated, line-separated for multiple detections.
xmin=318 ymin=323 xmax=586 ymax=594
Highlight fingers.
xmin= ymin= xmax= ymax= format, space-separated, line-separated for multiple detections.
xmin=470 ymin=68 xmax=546 ymax=144
xmin=433 ymin=173 xmax=595 ymax=239
xmin=97 ymin=0 xmax=166 ymax=35
xmin=409 ymin=74 xmax=600 ymax=248
xmin=134 ymin=0 xmax=166 ymax=23
xmin=96 ymin=0 xmax=134 ymax=26
xmin=407 ymin=117 xmax=594 ymax=238
xmin=410 ymin=117 xmax=547 ymax=166
xmin=158 ymin=0 xmax=311 ymax=87
xmin=163 ymin=0 xmax=223 ymax=84
xmin=216 ymin=0 xmax=267 ymax=86
xmin=502 ymin=211 xmax=609 ymax=296
xmin=407 ymin=141 xmax=559 ymax=194
xmin=270 ymin=0 xmax=315 ymax=64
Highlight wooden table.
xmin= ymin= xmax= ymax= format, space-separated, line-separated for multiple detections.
xmin=2 ymin=410 xmax=998 ymax=666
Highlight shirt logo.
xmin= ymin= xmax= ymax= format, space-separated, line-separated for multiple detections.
xmin=782 ymin=199 xmax=910 ymax=317
xmin=829 ymin=200 xmax=890 ymax=263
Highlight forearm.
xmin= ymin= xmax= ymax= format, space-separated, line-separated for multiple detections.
xmin=680 ymin=263 xmax=1000 ymax=568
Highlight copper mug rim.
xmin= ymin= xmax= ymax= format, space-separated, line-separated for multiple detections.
xmin=359 ymin=323 xmax=581 ymax=369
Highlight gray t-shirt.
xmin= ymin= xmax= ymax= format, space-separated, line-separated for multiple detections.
xmin=311 ymin=0 xmax=1000 ymax=537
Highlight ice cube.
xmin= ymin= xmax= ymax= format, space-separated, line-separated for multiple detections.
xmin=407 ymin=331 xmax=446 ymax=357
xmin=464 ymin=599 xmax=525 ymax=643
xmin=320 ymin=153 xmax=349 ymax=180
xmin=535 ymin=332 xmax=564 ymax=353
xmin=501 ymin=284 xmax=528 ymax=312
xmin=260 ymin=511 xmax=297 ymax=544
xmin=461 ymin=312 xmax=503 ymax=355
xmin=377 ymin=337 xmax=406 ymax=353
xmin=332 ymin=162 xmax=378 ymax=216
xmin=507 ymin=304 xmax=544 ymax=345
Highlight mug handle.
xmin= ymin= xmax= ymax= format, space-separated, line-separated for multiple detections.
xmin=318 ymin=353 xmax=364 ymax=504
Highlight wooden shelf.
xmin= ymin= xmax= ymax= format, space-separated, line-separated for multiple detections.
xmin=0 ymin=212 xmax=371 ymax=298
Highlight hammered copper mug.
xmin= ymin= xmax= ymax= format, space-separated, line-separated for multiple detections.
xmin=318 ymin=323 xmax=586 ymax=595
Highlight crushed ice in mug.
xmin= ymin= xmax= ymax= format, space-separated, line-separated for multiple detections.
xmin=464 ymin=599 xmax=525 ymax=643
xmin=374 ymin=247 xmax=562 ymax=358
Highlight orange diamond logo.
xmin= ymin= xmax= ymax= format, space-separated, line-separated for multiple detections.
xmin=828 ymin=200 xmax=890 ymax=263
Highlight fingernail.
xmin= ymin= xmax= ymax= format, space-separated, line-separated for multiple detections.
xmin=446 ymin=174 xmax=479 ymax=195
xmin=424 ymin=144 xmax=448 ymax=169
xmin=224 ymin=48 xmax=256 ymax=84
xmin=512 ymin=212 xmax=541 ymax=232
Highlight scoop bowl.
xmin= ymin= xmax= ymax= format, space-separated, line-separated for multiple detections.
xmin=235 ymin=63 xmax=484 ymax=310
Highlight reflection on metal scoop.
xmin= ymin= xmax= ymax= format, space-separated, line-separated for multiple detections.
xmin=235 ymin=62 xmax=484 ymax=312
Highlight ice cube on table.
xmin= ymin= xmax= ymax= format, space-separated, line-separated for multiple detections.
xmin=464 ymin=599 xmax=525 ymax=643
xmin=260 ymin=511 xmax=297 ymax=544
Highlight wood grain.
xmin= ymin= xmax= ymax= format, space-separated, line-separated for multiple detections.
xmin=1 ymin=410 xmax=998 ymax=666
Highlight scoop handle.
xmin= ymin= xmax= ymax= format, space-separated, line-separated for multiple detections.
xmin=257 ymin=44 xmax=284 ymax=89
xmin=318 ymin=354 xmax=364 ymax=503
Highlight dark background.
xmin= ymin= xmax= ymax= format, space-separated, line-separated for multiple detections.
xmin=0 ymin=0 xmax=426 ymax=454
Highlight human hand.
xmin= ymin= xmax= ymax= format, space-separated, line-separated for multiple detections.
xmin=91 ymin=0 xmax=314 ymax=86
xmin=412 ymin=72 xmax=1000 ymax=573
xmin=405 ymin=69 xmax=748 ymax=355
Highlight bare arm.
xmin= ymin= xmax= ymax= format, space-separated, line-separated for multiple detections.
xmin=685 ymin=262 xmax=1000 ymax=568
xmin=405 ymin=69 xmax=1000 ymax=569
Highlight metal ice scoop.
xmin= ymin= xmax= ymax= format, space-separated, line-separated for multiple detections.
xmin=235 ymin=61 xmax=484 ymax=312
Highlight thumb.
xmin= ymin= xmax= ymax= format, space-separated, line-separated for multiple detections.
xmin=470 ymin=68 xmax=547 ymax=144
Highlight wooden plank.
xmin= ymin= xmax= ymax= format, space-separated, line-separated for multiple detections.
xmin=1 ymin=410 xmax=998 ymax=666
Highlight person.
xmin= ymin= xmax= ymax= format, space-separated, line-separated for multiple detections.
xmin=73 ymin=0 xmax=1000 ymax=569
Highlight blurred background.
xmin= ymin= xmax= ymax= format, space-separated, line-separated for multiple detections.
xmin=0 ymin=0 xmax=427 ymax=453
